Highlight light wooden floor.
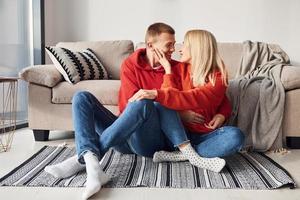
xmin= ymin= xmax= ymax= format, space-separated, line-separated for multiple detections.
xmin=0 ymin=128 xmax=299 ymax=200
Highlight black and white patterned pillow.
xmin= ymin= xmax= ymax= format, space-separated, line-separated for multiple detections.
xmin=45 ymin=46 xmax=109 ymax=84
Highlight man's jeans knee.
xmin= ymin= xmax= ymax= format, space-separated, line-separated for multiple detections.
xmin=72 ymin=91 xmax=93 ymax=108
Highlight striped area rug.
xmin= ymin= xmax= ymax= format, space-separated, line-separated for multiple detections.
xmin=0 ymin=146 xmax=296 ymax=189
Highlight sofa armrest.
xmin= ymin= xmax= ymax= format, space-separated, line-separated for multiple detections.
xmin=19 ymin=64 xmax=63 ymax=87
xmin=281 ymin=65 xmax=300 ymax=90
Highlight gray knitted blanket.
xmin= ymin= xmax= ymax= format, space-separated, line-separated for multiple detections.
xmin=227 ymin=41 xmax=290 ymax=151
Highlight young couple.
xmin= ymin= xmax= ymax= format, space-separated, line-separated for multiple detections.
xmin=45 ymin=23 xmax=244 ymax=199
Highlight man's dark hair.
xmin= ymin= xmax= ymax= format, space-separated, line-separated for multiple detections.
xmin=145 ymin=22 xmax=175 ymax=42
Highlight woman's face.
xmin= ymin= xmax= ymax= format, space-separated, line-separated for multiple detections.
xmin=179 ymin=42 xmax=191 ymax=63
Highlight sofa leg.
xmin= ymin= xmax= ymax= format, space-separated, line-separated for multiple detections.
xmin=286 ymin=137 xmax=300 ymax=149
xmin=33 ymin=129 xmax=50 ymax=141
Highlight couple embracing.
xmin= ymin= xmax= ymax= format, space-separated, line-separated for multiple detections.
xmin=45 ymin=22 xmax=244 ymax=199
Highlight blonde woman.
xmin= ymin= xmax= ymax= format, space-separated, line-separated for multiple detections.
xmin=129 ymin=30 xmax=245 ymax=172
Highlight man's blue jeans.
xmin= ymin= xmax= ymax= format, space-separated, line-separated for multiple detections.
xmin=73 ymin=91 xmax=181 ymax=163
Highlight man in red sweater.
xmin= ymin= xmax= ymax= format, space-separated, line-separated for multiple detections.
xmin=45 ymin=23 xmax=186 ymax=199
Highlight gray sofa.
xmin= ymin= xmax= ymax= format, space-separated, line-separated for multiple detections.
xmin=19 ymin=40 xmax=300 ymax=148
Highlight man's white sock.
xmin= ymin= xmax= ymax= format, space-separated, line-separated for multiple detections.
xmin=44 ymin=155 xmax=85 ymax=178
xmin=153 ymin=151 xmax=187 ymax=162
xmin=82 ymin=151 xmax=110 ymax=200
xmin=180 ymin=143 xmax=226 ymax=173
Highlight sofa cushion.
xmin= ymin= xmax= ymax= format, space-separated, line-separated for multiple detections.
xmin=19 ymin=64 xmax=63 ymax=87
xmin=46 ymin=46 xmax=109 ymax=84
xmin=52 ymin=80 xmax=120 ymax=105
xmin=281 ymin=65 xmax=300 ymax=90
xmin=56 ymin=40 xmax=134 ymax=80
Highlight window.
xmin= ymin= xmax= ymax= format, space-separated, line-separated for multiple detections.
xmin=0 ymin=0 xmax=32 ymax=125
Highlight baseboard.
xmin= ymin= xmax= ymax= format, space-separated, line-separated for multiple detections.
xmin=0 ymin=122 xmax=28 ymax=133
xmin=286 ymin=137 xmax=300 ymax=149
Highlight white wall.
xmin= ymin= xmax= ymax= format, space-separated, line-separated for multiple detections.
xmin=45 ymin=0 xmax=300 ymax=65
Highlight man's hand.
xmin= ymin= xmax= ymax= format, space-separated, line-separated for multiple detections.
xmin=153 ymin=48 xmax=171 ymax=74
xmin=128 ymin=89 xmax=158 ymax=102
xmin=204 ymin=114 xmax=225 ymax=130
xmin=179 ymin=110 xmax=205 ymax=124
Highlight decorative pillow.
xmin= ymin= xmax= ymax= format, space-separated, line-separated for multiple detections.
xmin=45 ymin=46 xmax=109 ymax=84
xmin=19 ymin=64 xmax=63 ymax=87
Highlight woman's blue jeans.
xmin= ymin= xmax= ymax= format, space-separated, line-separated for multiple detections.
xmin=154 ymin=103 xmax=245 ymax=158
xmin=72 ymin=91 xmax=245 ymax=163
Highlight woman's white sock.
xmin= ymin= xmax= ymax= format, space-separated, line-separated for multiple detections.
xmin=44 ymin=155 xmax=85 ymax=178
xmin=82 ymin=151 xmax=110 ymax=200
xmin=153 ymin=151 xmax=187 ymax=162
xmin=180 ymin=143 xmax=226 ymax=173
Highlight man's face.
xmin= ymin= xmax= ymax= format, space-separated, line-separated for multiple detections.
xmin=148 ymin=33 xmax=176 ymax=60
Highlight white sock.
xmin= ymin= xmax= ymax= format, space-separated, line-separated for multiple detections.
xmin=45 ymin=155 xmax=85 ymax=178
xmin=82 ymin=151 xmax=110 ymax=200
xmin=153 ymin=151 xmax=187 ymax=162
xmin=180 ymin=143 xmax=226 ymax=173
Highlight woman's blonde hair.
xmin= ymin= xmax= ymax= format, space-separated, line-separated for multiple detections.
xmin=184 ymin=30 xmax=228 ymax=87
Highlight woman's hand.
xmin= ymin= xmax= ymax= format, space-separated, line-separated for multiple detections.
xmin=153 ymin=48 xmax=171 ymax=74
xmin=204 ymin=114 xmax=225 ymax=130
xmin=179 ymin=110 xmax=205 ymax=124
xmin=128 ymin=89 xmax=158 ymax=102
